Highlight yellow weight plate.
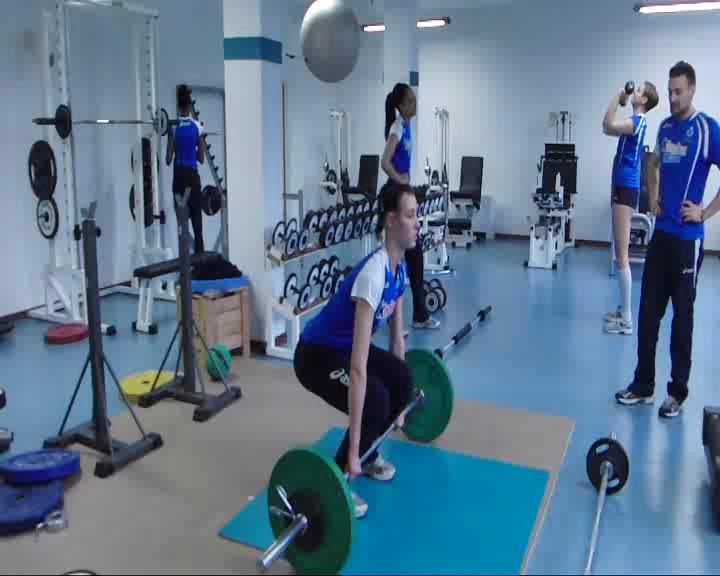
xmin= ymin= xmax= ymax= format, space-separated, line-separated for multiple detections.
xmin=120 ymin=371 xmax=175 ymax=403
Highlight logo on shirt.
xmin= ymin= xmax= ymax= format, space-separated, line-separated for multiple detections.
xmin=661 ymin=138 xmax=688 ymax=164
xmin=376 ymin=300 xmax=398 ymax=321
xmin=687 ymin=126 xmax=695 ymax=139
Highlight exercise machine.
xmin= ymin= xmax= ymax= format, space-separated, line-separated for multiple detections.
xmin=424 ymin=107 xmax=451 ymax=273
xmin=321 ymin=109 xmax=351 ymax=201
xmin=610 ymin=147 xmax=655 ymax=276
xmin=526 ymin=136 xmax=577 ymax=271
xmin=448 ymin=156 xmax=484 ymax=250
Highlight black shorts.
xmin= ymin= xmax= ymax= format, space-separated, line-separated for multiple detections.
xmin=173 ymin=165 xmax=201 ymax=203
xmin=611 ymin=186 xmax=639 ymax=209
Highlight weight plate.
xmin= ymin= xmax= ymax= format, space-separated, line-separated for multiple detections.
xmin=344 ymin=219 xmax=354 ymax=242
xmin=0 ymin=482 xmax=64 ymax=536
xmin=268 ymin=447 xmax=353 ymax=575
xmin=202 ymin=185 xmax=222 ymax=216
xmin=36 ymin=198 xmax=60 ymax=240
xmin=346 ymin=205 xmax=355 ymax=219
xmin=299 ymin=284 xmax=313 ymax=310
xmin=287 ymin=218 xmax=299 ymax=238
xmin=207 ymin=344 xmax=232 ymax=381
xmin=0 ymin=387 xmax=5 ymax=410
xmin=0 ymin=428 xmax=12 ymax=454
xmin=334 ymin=222 xmax=345 ymax=245
xmin=28 ymin=140 xmax=57 ymax=201
xmin=284 ymin=273 xmax=298 ymax=301
xmin=318 ymin=211 xmax=329 ymax=230
xmin=322 ymin=225 xmax=335 ymax=248
xmin=334 ymin=272 xmax=346 ymax=294
xmin=328 ymin=256 xmax=340 ymax=277
xmin=425 ymin=289 xmax=441 ymax=314
xmin=129 ymin=185 xmax=154 ymax=229
xmin=120 ymin=371 xmax=174 ymax=404
xmin=403 ymin=349 xmax=454 ymax=443
xmin=371 ymin=214 xmax=379 ymax=233
xmin=55 ymin=104 xmax=72 ymax=140
xmin=298 ymin=228 xmax=310 ymax=253
xmin=586 ymin=438 xmax=629 ymax=496
xmin=308 ymin=264 xmax=320 ymax=287
xmin=363 ymin=200 xmax=370 ymax=213
xmin=319 ymin=260 xmax=331 ymax=282
xmin=362 ymin=215 xmax=372 ymax=237
xmin=436 ymin=285 xmax=447 ymax=310
xmin=304 ymin=211 xmax=317 ymax=232
xmin=428 ymin=279 xmax=442 ymax=291
xmin=321 ymin=274 xmax=334 ymax=300
xmin=328 ymin=208 xmax=338 ymax=225
xmin=0 ymin=450 xmax=80 ymax=486
xmin=285 ymin=231 xmax=299 ymax=257
xmin=159 ymin=107 xmax=169 ymax=136
xmin=272 ymin=221 xmax=287 ymax=248
xmin=326 ymin=169 xmax=338 ymax=185
xmin=338 ymin=207 xmax=347 ymax=222
xmin=353 ymin=217 xmax=363 ymax=239
xmin=45 ymin=324 xmax=88 ymax=346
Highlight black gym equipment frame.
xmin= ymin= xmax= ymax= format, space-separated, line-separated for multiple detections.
xmin=138 ymin=188 xmax=242 ymax=421
xmin=703 ymin=407 xmax=720 ymax=526
xmin=44 ymin=203 xmax=163 ymax=478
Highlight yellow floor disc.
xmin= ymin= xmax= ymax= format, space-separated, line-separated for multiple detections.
xmin=120 ymin=371 xmax=175 ymax=403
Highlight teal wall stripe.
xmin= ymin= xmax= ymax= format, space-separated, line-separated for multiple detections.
xmin=410 ymin=71 xmax=420 ymax=87
xmin=224 ymin=37 xmax=282 ymax=64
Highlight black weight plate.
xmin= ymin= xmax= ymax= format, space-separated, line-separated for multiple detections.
xmin=353 ymin=217 xmax=363 ymax=238
xmin=328 ymin=256 xmax=340 ymax=277
xmin=308 ymin=264 xmax=320 ymax=287
xmin=326 ymin=169 xmax=337 ymax=185
xmin=284 ymin=274 xmax=298 ymax=301
xmin=298 ymin=228 xmax=310 ymax=253
xmin=322 ymin=225 xmax=335 ymax=248
xmin=159 ymin=107 xmax=169 ymax=136
xmin=338 ymin=207 xmax=348 ymax=221
xmin=55 ymin=104 xmax=72 ymax=140
xmin=328 ymin=208 xmax=338 ymax=225
xmin=371 ymin=214 xmax=379 ymax=233
xmin=0 ymin=387 xmax=5 ymax=410
xmin=362 ymin=215 xmax=372 ymax=236
xmin=346 ymin=205 xmax=356 ymax=219
xmin=28 ymin=141 xmax=57 ymax=201
xmin=425 ymin=289 xmax=441 ymax=313
xmin=321 ymin=274 xmax=334 ymax=300
xmin=299 ymin=284 xmax=313 ymax=310
xmin=0 ymin=450 xmax=80 ymax=486
xmin=272 ymin=221 xmax=287 ymax=248
xmin=320 ymin=260 xmax=331 ymax=282
xmin=428 ymin=279 xmax=442 ymax=291
xmin=334 ymin=222 xmax=345 ymax=245
xmin=36 ymin=198 xmax=60 ymax=240
xmin=0 ymin=482 xmax=64 ymax=536
xmin=129 ymin=185 xmax=154 ymax=229
xmin=318 ymin=211 xmax=329 ymax=230
xmin=344 ymin=218 xmax=354 ymax=242
xmin=202 ymin=185 xmax=222 ymax=216
xmin=586 ymin=438 xmax=630 ymax=496
xmin=334 ymin=272 xmax=346 ymax=294
xmin=287 ymin=218 xmax=299 ymax=238
xmin=436 ymin=285 xmax=447 ymax=310
xmin=304 ymin=211 xmax=317 ymax=232
xmin=285 ymin=231 xmax=299 ymax=257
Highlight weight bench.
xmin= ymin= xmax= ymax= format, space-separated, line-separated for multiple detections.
xmin=449 ymin=156 xmax=483 ymax=248
xmin=343 ymin=154 xmax=379 ymax=206
xmin=133 ymin=252 xmax=223 ymax=334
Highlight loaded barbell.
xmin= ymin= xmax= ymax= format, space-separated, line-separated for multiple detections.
xmin=256 ymin=306 xmax=493 ymax=574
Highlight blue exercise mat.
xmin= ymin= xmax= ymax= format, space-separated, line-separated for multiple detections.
xmin=219 ymin=427 xmax=549 ymax=575
xmin=191 ymin=276 xmax=249 ymax=295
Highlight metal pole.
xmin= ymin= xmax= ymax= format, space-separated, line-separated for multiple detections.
xmin=257 ymin=515 xmax=309 ymax=573
xmin=584 ymin=460 xmax=613 ymax=575
xmin=436 ymin=306 xmax=492 ymax=359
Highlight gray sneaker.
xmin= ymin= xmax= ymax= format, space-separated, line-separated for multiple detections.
xmin=413 ymin=317 xmax=441 ymax=330
xmin=351 ymin=491 xmax=368 ymax=519
xmin=604 ymin=307 xmax=622 ymax=323
xmin=659 ymin=396 xmax=682 ymax=419
xmin=604 ymin=317 xmax=633 ymax=335
xmin=362 ymin=454 xmax=396 ymax=482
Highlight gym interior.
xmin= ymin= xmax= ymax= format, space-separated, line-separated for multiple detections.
xmin=2 ymin=0 xmax=720 ymax=574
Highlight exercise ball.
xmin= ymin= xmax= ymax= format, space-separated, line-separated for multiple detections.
xmin=300 ymin=0 xmax=360 ymax=83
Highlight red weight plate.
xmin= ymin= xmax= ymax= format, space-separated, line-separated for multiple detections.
xmin=45 ymin=324 xmax=89 ymax=346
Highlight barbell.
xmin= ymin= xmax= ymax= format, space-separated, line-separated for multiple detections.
xmin=256 ymin=306 xmax=492 ymax=574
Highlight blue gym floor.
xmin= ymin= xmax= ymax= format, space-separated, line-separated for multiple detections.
xmin=2 ymin=239 xmax=720 ymax=574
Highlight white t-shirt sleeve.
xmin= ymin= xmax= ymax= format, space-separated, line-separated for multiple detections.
xmin=192 ymin=118 xmax=205 ymax=137
xmin=388 ymin=116 xmax=404 ymax=142
xmin=351 ymin=252 xmax=386 ymax=312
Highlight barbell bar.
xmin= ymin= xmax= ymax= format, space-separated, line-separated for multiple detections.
xmin=257 ymin=389 xmax=426 ymax=573
xmin=434 ymin=306 xmax=493 ymax=359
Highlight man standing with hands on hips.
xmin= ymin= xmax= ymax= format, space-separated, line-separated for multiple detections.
xmin=615 ymin=61 xmax=720 ymax=418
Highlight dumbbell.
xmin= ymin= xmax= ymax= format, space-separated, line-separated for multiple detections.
xmin=272 ymin=218 xmax=300 ymax=258
xmin=423 ymin=279 xmax=447 ymax=313
xmin=331 ymin=265 xmax=350 ymax=295
xmin=282 ymin=273 xmax=313 ymax=311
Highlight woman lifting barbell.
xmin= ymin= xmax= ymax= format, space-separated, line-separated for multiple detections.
xmin=293 ymin=183 xmax=418 ymax=520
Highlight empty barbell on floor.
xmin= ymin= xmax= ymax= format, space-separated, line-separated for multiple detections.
xmin=257 ymin=348 xmax=454 ymax=574
xmin=434 ymin=306 xmax=493 ymax=359
xmin=584 ymin=433 xmax=629 ymax=575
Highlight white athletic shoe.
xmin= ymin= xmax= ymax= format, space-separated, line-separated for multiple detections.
xmin=604 ymin=317 xmax=633 ymax=336
xmin=413 ymin=317 xmax=441 ymax=330
xmin=362 ymin=454 xmax=396 ymax=482
xmin=603 ymin=307 xmax=623 ymax=323
xmin=351 ymin=491 xmax=368 ymax=519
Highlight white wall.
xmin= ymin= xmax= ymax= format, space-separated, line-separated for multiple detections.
xmin=417 ymin=0 xmax=720 ymax=246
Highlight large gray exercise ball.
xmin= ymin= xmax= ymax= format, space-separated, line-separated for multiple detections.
xmin=300 ymin=0 xmax=360 ymax=83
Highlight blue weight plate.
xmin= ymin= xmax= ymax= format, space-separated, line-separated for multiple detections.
xmin=0 ymin=449 xmax=81 ymax=486
xmin=0 ymin=481 xmax=64 ymax=536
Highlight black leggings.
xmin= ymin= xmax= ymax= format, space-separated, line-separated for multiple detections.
xmin=173 ymin=166 xmax=204 ymax=254
xmin=294 ymin=339 xmax=412 ymax=471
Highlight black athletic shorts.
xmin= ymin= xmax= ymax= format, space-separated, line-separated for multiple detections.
xmin=611 ymin=186 xmax=639 ymax=209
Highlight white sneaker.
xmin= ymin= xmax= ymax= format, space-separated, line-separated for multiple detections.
xmin=604 ymin=317 xmax=633 ymax=335
xmin=603 ymin=307 xmax=623 ymax=323
xmin=413 ymin=317 xmax=441 ymax=330
xmin=362 ymin=454 xmax=396 ymax=482
xmin=351 ymin=491 xmax=368 ymax=519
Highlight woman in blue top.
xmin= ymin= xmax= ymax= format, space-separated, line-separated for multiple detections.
xmin=602 ymin=80 xmax=659 ymax=335
xmin=294 ymin=183 xmax=419 ymax=519
xmin=381 ymin=83 xmax=440 ymax=330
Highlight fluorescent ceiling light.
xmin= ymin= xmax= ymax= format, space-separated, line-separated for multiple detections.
xmin=363 ymin=17 xmax=450 ymax=32
xmin=635 ymin=1 xmax=720 ymax=14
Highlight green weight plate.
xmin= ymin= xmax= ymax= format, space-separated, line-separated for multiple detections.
xmin=403 ymin=349 xmax=453 ymax=443
xmin=207 ymin=344 xmax=232 ymax=381
xmin=268 ymin=447 xmax=354 ymax=575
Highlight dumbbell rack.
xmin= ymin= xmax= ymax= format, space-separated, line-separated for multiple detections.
xmin=418 ymin=186 xmax=451 ymax=274
xmin=265 ymin=202 xmax=376 ymax=361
